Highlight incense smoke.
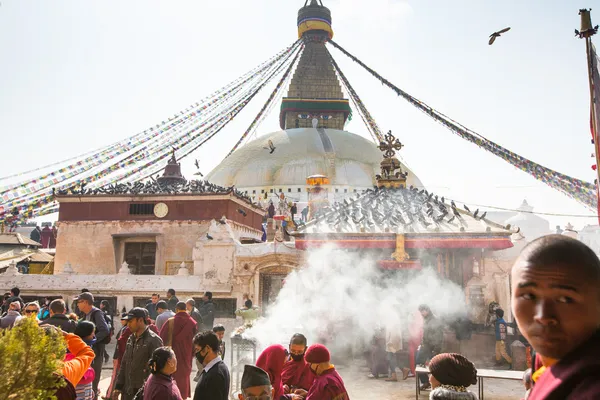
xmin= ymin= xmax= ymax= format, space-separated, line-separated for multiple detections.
xmin=246 ymin=244 xmax=467 ymax=356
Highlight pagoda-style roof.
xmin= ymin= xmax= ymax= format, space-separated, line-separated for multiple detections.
xmin=293 ymin=186 xmax=517 ymax=250
xmin=0 ymin=233 xmax=41 ymax=247
xmin=54 ymin=178 xmax=255 ymax=205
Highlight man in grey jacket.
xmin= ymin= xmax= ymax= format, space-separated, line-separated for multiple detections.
xmin=198 ymin=291 xmax=215 ymax=331
xmin=0 ymin=301 xmax=22 ymax=329
xmin=114 ymin=308 xmax=163 ymax=400
xmin=76 ymin=291 xmax=110 ymax=397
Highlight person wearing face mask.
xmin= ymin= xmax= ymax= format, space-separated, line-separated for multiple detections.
xmin=73 ymin=320 xmax=98 ymax=400
xmin=304 ymin=344 xmax=349 ymax=400
xmin=256 ymin=345 xmax=303 ymax=400
xmin=282 ymin=334 xmax=314 ymax=396
xmin=193 ymin=331 xmax=230 ymax=400
xmin=511 ymin=235 xmax=600 ymax=399
xmin=239 ymin=365 xmax=274 ymax=400
xmin=143 ymin=347 xmax=183 ymax=400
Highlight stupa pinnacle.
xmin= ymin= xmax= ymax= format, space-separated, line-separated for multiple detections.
xmin=280 ymin=0 xmax=351 ymax=130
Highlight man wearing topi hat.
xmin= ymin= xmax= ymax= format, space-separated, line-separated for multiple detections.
xmin=304 ymin=344 xmax=350 ymax=400
xmin=427 ymin=353 xmax=478 ymax=400
xmin=239 ymin=365 xmax=274 ymax=399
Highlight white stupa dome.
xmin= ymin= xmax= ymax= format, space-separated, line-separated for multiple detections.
xmin=504 ymin=200 xmax=551 ymax=241
xmin=206 ymin=128 xmax=423 ymax=200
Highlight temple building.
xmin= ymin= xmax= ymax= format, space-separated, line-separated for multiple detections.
xmin=0 ymin=153 xmax=303 ymax=318
xmin=0 ymin=1 xmax=536 ymax=352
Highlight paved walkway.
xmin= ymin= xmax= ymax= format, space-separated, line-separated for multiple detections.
xmin=97 ymin=354 xmax=524 ymax=400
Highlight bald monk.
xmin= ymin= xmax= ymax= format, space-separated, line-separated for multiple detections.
xmin=512 ymin=235 xmax=600 ymax=399
xmin=304 ymin=344 xmax=350 ymax=400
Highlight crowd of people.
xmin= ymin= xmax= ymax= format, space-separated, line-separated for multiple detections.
xmin=2 ymin=234 xmax=600 ymax=399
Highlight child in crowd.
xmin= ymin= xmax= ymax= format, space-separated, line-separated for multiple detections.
xmin=494 ymin=309 xmax=512 ymax=369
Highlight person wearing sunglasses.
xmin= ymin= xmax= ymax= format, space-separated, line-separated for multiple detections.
xmin=23 ymin=301 xmax=41 ymax=321
xmin=238 ymin=365 xmax=273 ymax=400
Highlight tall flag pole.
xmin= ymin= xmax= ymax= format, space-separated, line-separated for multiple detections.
xmin=578 ymin=9 xmax=600 ymax=223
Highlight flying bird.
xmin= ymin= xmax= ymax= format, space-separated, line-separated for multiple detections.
xmin=194 ymin=159 xmax=200 ymax=169
xmin=264 ymin=140 xmax=276 ymax=154
xmin=194 ymin=171 xmax=204 ymax=177
xmin=489 ymin=27 xmax=511 ymax=45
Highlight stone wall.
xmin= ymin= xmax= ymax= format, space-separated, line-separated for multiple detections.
xmin=0 ymin=273 xmax=207 ymax=313
xmin=55 ymin=220 xmax=211 ymax=275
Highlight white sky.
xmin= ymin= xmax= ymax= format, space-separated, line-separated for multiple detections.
xmin=0 ymin=0 xmax=598 ymax=229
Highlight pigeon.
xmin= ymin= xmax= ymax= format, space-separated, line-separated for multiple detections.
xmin=479 ymin=211 xmax=487 ymax=220
xmin=473 ymin=209 xmax=479 ymax=219
xmin=489 ymin=27 xmax=511 ymax=45
xmin=194 ymin=159 xmax=200 ymax=169
xmin=447 ymin=215 xmax=456 ymax=224
xmin=237 ymin=208 xmax=247 ymax=217
xmin=194 ymin=171 xmax=204 ymax=177
xmin=264 ymin=140 xmax=276 ymax=154
xmin=464 ymin=204 xmax=471 ymax=213
xmin=451 ymin=200 xmax=456 ymax=208
xmin=218 ymin=217 xmax=227 ymax=225
xmin=206 ymin=233 xmax=214 ymax=240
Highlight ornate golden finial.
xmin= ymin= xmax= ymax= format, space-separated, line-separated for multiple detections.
xmin=378 ymin=130 xmax=404 ymax=158
xmin=376 ymin=131 xmax=408 ymax=189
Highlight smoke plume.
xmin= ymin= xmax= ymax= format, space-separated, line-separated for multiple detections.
xmin=246 ymin=244 xmax=467 ymax=355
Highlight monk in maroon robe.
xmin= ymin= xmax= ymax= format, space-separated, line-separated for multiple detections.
xmin=304 ymin=344 xmax=349 ymax=400
xmin=512 ymin=235 xmax=600 ymax=399
xmin=159 ymin=302 xmax=197 ymax=399
xmin=41 ymin=226 xmax=52 ymax=248
xmin=257 ymin=345 xmax=303 ymax=400
xmin=282 ymin=334 xmax=314 ymax=393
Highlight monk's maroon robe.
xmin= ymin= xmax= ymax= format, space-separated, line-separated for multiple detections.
xmin=306 ymin=368 xmax=349 ymax=400
xmin=281 ymin=358 xmax=314 ymax=392
xmin=529 ymin=330 xmax=600 ymax=399
xmin=159 ymin=312 xmax=196 ymax=399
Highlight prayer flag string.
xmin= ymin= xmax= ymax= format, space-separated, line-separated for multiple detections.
xmin=327 ymin=39 xmax=598 ymax=210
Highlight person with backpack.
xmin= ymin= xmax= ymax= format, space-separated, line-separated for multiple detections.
xmin=75 ymin=292 xmax=110 ymax=399
xmin=38 ymin=297 xmax=52 ymax=321
xmin=100 ymin=300 xmax=115 ymax=363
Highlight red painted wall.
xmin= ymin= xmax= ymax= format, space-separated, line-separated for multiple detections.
xmin=58 ymin=199 xmax=263 ymax=231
